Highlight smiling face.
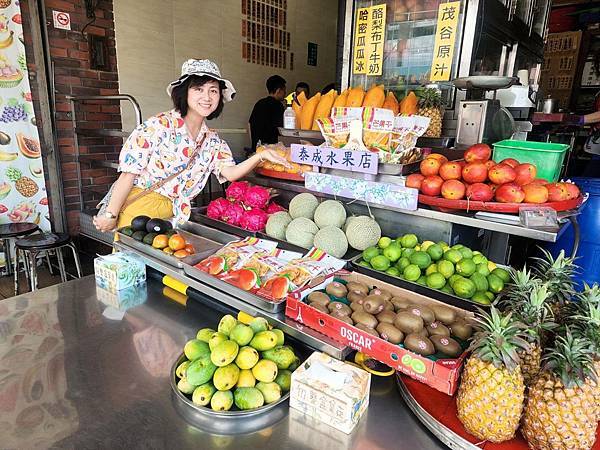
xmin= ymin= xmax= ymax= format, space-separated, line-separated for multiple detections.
xmin=186 ymin=79 xmax=221 ymax=118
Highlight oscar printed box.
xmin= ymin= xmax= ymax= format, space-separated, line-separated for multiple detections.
xmin=94 ymin=251 xmax=146 ymax=292
xmin=290 ymin=352 xmax=370 ymax=434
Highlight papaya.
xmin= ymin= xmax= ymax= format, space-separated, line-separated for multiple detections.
xmin=400 ymin=91 xmax=419 ymax=115
xmin=362 ymin=84 xmax=385 ymax=108
xmin=300 ymin=93 xmax=321 ymax=130
xmin=346 ymin=86 xmax=365 ymax=107
xmin=292 ymin=99 xmax=302 ymax=122
xmin=312 ymin=89 xmax=337 ymax=130
xmin=17 ymin=133 xmax=41 ymax=159
xmin=333 ymin=88 xmax=349 ymax=108
xmin=382 ymin=91 xmax=399 ymax=115
xmin=296 ymin=91 xmax=307 ymax=106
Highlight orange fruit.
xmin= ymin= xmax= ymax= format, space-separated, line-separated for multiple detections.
xmin=174 ymin=249 xmax=190 ymax=259
xmin=163 ymin=247 xmax=174 ymax=255
xmin=184 ymin=243 xmax=195 ymax=254
xmin=152 ymin=234 xmax=169 ymax=249
xmin=168 ymin=234 xmax=186 ymax=251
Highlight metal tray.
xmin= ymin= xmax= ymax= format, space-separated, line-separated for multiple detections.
xmin=117 ymin=229 xmax=222 ymax=269
xmin=277 ymin=127 xmax=323 ymax=140
xmin=182 ymin=257 xmax=286 ymax=313
xmin=349 ymin=254 xmax=488 ymax=312
xmin=453 ymin=76 xmax=518 ymax=91
xmin=191 ymin=207 xmax=257 ymax=238
xmin=179 ymin=221 xmax=239 ymax=244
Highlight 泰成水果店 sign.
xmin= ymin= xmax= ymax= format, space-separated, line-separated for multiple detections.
xmin=290 ymin=144 xmax=378 ymax=174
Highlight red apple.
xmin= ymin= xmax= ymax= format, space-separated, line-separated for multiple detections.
xmin=439 ymin=162 xmax=462 ymax=181
xmin=514 ymin=163 xmax=537 ymax=186
xmin=495 ymin=183 xmax=525 ymax=203
xmin=546 ymin=183 xmax=569 ymax=202
xmin=420 ymin=175 xmax=444 ymax=196
xmin=464 ymin=143 xmax=492 ymax=163
xmin=488 ymin=164 xmax=517 ymax=185
xmin=523 ymin=184 xmax=548 ymax=204
xmin=462 ymin=162 xmax=488 ymax=183
xmin=500 ymin=158 xmax=519 ymax=168
xmin=441 ymin=179 xmax=466 ymax=200
xmin=420 ymin=158 xmax=442 ymax=176
xmin=466 ymin=183 xmax=494 ymax=201
xmin=406 ymin=173 xmax=425 ymax=190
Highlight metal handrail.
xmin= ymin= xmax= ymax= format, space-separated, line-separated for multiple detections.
xmin=66 ymin=94 xmax=142 ymax=124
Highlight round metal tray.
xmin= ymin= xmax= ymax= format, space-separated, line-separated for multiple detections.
xmin=453 ymin=76 xmax=518 ymax=91
xmin=170 ymin=353 xmax=291 ymax=434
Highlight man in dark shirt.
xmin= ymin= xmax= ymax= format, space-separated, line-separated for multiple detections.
xmin=249 ymin=75 xmax=286 ymax=151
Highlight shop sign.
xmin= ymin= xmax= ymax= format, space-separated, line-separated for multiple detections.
xmin=290 ymin=144 xmax=378 ymax=175
xmin=429 ymin=1 xmax=460 ymax=82
xmin=352 ymin=4 xmax=386 ymax=76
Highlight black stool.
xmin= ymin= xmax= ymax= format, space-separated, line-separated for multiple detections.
xmin=0 ymin=223 xmax=39 ymax=276
xmin=14 ymin=232 xmax=82 ymax=295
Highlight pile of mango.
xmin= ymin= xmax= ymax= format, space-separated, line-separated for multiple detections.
xmin=175 ymin=314 xmax=300 ymax=412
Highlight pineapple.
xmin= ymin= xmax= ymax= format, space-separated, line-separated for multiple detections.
xmin=418 ymin=88 xmax=443 ymax=138
xmin=456 ymin=307 xmax=529 ymax=443
xmin=522 ymin=329 xmax=598 ymax=450
xmin=6 ymin=167 xmax=38 ymax=197
xmin=531 ymin=249 xmax=577 ymax=313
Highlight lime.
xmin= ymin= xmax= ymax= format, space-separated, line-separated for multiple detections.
xmin=409 ymin=251 xmax=432 ymax=270
xmin=403 ymin=264 xmax=421 ymax=282
xmin=492 ymin=268 xmax=510 ymax=283
xmin=472 ymin=291 xmax=491 ymax=305
xmin=358 ymin=260 xmax=371 ymax=267
xmin=459 ymin=247 xmax=473 ymax=260
xmin=417 ymin=275 xmax=427 ymax=285
xmin=383 ymin=244 xmax=402 ymax=262
xmin=485 ymin=291 xmax=495 ymax=301
xmin=427 ymin=244 xmax=444 ymax=261
xmin=472 ymin=254 xmax=487 ymax=265
xmin=426 ymin=272 xmax=446 ymax=290
xmin=414 ymin=245 xmax=421 ymax=251
xmin=395 ymin=257 xmax=410 ymax=271
xmin=487 ymin=261 xmax=497 ymax=272
xmin=370 ymin=255 xmax=391 ymax=272
xmin=449 ymin=274 xmax=464 ymax=287
xmin=451 ymin=244 xmax=464 ymax=250
xmin=487 ymin=274 xmax=504 ymax=294
xmin=378 ymin=236 xmax=392 ymax=249
xmin=437 ymin=260 xmax=455 ymax=279
xmin=362 ymin=246 xmax=380 ymax=262
xmin=386 ymin=267 xmax=400 ymax=277
xmin=469 ymin=272 xmax=489 ymax=292
xmin=453 ymin=278 xmax=476 ymax=299
xmin=443 ymin=249 xmax=462 ymax=264
xmin=476 ymin=263 xmax=490 ymax=277
xmin=425 ymin=264 xmax=438 ymax=276
xmin=440 ymin=283 xmax=454 ymax=294
xmin=400 ymin=234 xmax=419 ymax=249
xmin=456 ymin=258 xmax=476 ymax=277
xmin=402 ymin=248 xmax=415 ymax=259
xmin=421 ymin=241 xmax=435 ymax=251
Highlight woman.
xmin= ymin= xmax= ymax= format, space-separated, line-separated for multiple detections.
xmin=93 ymin=59 xmax=288 ymax=233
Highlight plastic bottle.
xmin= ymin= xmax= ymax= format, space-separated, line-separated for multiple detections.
xmin=283 ymin=105 xmax=296 ymax=129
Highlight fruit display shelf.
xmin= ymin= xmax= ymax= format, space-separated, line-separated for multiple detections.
xmin=191 ymin=206 xmax=258 ymax=238
xmin=255 ymin=167 xmax=306 ymax=182
xmin=418 ymin=193 xmax=585 ymax=214
xmin=396 ymin=373 xmax=600 ymax=450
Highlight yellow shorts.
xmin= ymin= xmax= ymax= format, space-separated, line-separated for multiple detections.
xmin=114 ymin=187 xmax=173 ymax=240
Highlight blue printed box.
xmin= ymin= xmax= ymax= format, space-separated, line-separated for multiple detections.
xmin=94 ymin=251 xmax=146 ymax=292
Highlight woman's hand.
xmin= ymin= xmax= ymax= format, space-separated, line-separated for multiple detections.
xmin=258 ymin=149 xmax=291 ymax=168
xmin=93 ymin=215 xmax=118 ymax=232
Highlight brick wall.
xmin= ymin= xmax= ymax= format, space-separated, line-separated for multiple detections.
xmin=22 ymin=0 xmax=122 ymax=234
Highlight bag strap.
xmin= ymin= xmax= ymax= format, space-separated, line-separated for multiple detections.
xmin=121 ymin=131 xmax=209 ymax=210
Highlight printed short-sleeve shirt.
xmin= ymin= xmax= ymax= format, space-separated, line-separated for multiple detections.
xmin=118 ymin=109 xmax=234 ymax=224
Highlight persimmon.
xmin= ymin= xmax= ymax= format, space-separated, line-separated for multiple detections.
xmin=168 ymin=234 xmax=186 ymax=251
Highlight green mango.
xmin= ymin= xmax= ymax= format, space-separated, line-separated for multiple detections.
xmin=255 ymin=381 xmax=282 ymax=404
xmin=211 ymin=390 xmax=234 ymax=411
xmin=186 ymin=354 xmax=217 ymax=386
xmin=274 ymin=369 xmax=292 ymax=392
xmin=288 ymin=357 xmax=301 ymax=372
xmin=208 ymin=332 xmax=228 ymax=351
xmin=272 ymin=329 xmax=285 ymax=346
xmin=233 ymin=387 xmax=265 ymax=410
xmin=235 ymin=346 xmax=260 ymax=370
xmin=213 ymin=363 xmax=240 ymax=391
xmin=230 ymin=324 xmax=254 ymax=346
xmin=177 ymin=377 xmax=196 ymax=394
xmin=261 ymin=346 xmax=296 ymax=370
xmin=249 ymin=330 xmax=278 ymax=351
xmin=183 ymin=339 xmax=210 ymax=361
xmin=192 ymin=382 xmax=216 ymax=406
xmin=217 ymin=314 xmax=238 ymax=336
xmin=249 ymin=317 xmax=269 ymax=334
xmin=175 ymin=360 xmax=190 ymax=379
xmin=210 ymin=340 xmax=239 ymax=367
xmin=196 ymin=328 xmax=216 ymax=343
xmin=251 ymin=359 xmax=278 ymax=383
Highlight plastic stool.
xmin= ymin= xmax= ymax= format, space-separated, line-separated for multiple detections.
xmin=0 ymin=223 xmax=39 ymax=276
xmin=14 ymin=233 xmax=82 ymax=295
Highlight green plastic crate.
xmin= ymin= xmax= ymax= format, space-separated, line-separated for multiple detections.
xmin=492 ymin=140 xmax=569 ymax=183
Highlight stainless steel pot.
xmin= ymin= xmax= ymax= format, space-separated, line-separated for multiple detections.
xmin=539 ymin=98 xmax=558 ymax=114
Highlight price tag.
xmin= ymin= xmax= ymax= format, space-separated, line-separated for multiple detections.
xmin=519 ymin=206 xmax=559 ymax=229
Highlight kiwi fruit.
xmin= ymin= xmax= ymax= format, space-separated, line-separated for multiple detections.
xmin=369 ymin=288 xmax=392 ymax=301
xmin=414 ymin=327 xmax=430 ymax=338
xmin=426 ymin=321 xmax=450 ymax=337
xmin=326 ymin=281 xmax=348 ymax=298
xmin=390 ymin=296 xmax=411 ymax=311
xmin=376 ymin=323 xmax=404 ymax=344
xmin=430 ymin=335 xmax=462 ymax=358
xmin=363 ymin=295 xmax=385 ymax=315
xmin=330 ymin=310 xmax=354 ymax=324
xmin=308 ymin=291 xmax=330 ymax=306
xmin=347 ymin=291 xmax=366 ymax=303
xmin=406 ymin=304 xmax=436 ymax=324
xmin=351 ymin=311 xmax=378 ymax=329
xmin=431 ymin=305 xmax=456 ymax=325
xmin=350 ymin=302 xmax=365 ymax=313
xmin=309 ymin=302 xmax=329 ymax=314
xmin=376 ymin=310 xmax=396 ymax=324
xmin=393 ymin=311 xmax=424 ymax=334
xmin=449 ymin=320 xmax=473 ymax=341
xmin=404 ymin=333 xmax=435 ymax=356
xmin=383 ymin=299 xmax=394 ymax=312
xmin=355 ymin=323 xmax=379 ymax=337
xmin=346 ymin=281 xmax=369 ymax=296
xmin=328 ymin=302 xmax=352 ymax=317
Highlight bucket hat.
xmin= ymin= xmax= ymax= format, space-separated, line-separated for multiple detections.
xmin=167 ymin=59 xmax=236 ymax=102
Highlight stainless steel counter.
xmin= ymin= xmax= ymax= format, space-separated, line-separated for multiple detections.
xmin=0 ymin=276 xmax=447 ymax=449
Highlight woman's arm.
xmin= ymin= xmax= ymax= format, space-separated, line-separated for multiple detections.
xmin=93 ymin=172 xmax=136 ymax=232
xmin=220 ymin=150 xmax=289 ymax=181
xmin=583 ymin=111 xmax=600 ymax=125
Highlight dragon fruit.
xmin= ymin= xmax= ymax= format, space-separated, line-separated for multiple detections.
xmin=265 ymin=202 xmax=286 ymax=214
xmin=239 ymin=208 xmax=269 ymax=232
xmin=243 ymin=185 xmax=271 ymax=210
xmin=207 ymin=198 xmax=231 ymax=220
xmin=221 ymin=202 xmax=244 ymax=226
xmin=226 ymin=181 xmax=250 ymax=202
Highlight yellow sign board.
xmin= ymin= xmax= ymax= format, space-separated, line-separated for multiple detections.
xmin=352 ymin=4 xmax=387 ymax=76
xmin=429 ymin=1 xmax=460 ymax=82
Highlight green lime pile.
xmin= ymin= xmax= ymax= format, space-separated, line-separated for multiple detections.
xmin=175 ymin=314 xmax=299 ymax=411
xmin=358 ymin=235 xmax=510 ymax=305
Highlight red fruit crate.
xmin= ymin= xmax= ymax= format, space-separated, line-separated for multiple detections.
xmin=285 ymin=271 xmax=472 ymax=395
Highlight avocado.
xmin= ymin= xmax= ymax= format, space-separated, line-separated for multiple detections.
xmin=146 ymin=218 xmax=170 ymax=234
xmin=143 ymin=232 xmax=158 ymax=245
xmin=131 ymin=215 xmax=150 ymax=232
xmin=132 ymin=230 xmax=147 ymax=242
xmin=119 ymin=226 xmax=134 ymax=237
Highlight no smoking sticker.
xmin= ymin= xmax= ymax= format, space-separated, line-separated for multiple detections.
xmin=52 ymin=10 xmax=71 ymax=30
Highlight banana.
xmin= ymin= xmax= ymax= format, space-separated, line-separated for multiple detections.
xmin=0 ymin=150 xmax=18 ymax=161
xmin=0 ymin=31 xmax=14 ymax=49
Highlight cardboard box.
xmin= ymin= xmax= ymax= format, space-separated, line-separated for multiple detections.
xmin=290 ymin=352 xmax=370 ymax=434
xmin=94 ymin=251 xmax=146 ymax=292
xmin=286 ymin=271 xmax=472 ymax=395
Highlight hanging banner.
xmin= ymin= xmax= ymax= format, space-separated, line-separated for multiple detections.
xmin=352 ymin=4 xmax=387 ymax=76
xmin=352 ymin=7 xmax=369 ymax=74
xmin=429 ymin=1 xmax=460 ymax=82
xmin=0 ymin=1 xmax=51 ymax=265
